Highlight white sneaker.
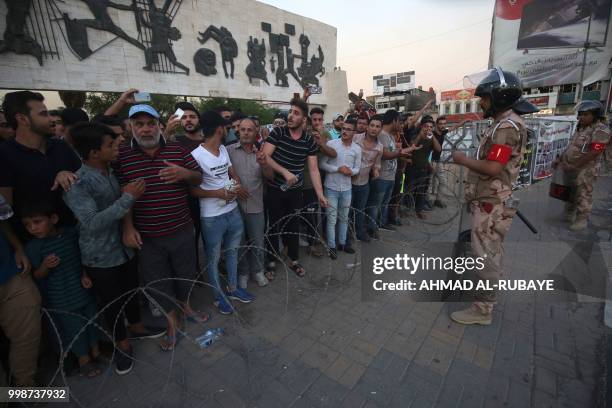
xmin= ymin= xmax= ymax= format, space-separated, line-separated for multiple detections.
xmin=254 ymin=272 xmax=269 ymax=287
xmin=238 ymin=275 xmax=249 ymax=289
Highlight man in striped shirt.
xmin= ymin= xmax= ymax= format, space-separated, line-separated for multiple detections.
xmin=114 ymin=104 xmax=203 ymax=352
xmin=261 ymin=98 xmax=329 ymax=277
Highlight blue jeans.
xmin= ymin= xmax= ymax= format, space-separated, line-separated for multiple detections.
xmin=238 ymin=211 xmax=265 ymax=277
xmin=367 ymin=179 xmax=395 ymax=230
xmin=351 ymin=183 xmax=370 ymax=238
xmin=325 ymin=188 xmax=351 ymax=248
xmin=201 ymin=207 xmax=244 ymax=299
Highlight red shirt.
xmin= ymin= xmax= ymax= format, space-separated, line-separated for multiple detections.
xmin=114 ymin=138 xmax=202 ymax=237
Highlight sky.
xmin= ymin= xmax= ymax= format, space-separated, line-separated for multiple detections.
xmin=258 ymin=0 xmax=495 ymax=96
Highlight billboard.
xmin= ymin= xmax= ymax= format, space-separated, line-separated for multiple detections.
xmin=490 ymin=0 xmax=612 ymax=87
xmin=372 ymin=71 xmax=415 ymax=95
xmin=0 ymin=0 xmax=337 ymax=102
xmin=440 ymin=89 xmax=476 ymax=101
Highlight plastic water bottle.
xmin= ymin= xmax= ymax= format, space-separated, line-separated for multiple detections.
xmin=196 ymin=328 xmax=224 ymax=348
xmin=220 ymin=179 xmax=238 ymax=206
xmin=280 ymin=173 xmax=302 ymax=192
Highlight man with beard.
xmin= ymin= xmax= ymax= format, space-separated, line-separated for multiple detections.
xmin=356 ymin=113 xmax=369 ymax=135
xmin=173 ymin=102 xmax=205 ymax=267
xmin=405 ymin=117 xmax=441 ymax=219
xmin=262 ymin=98 xmax=329 ymax=277
xmin=114 ymin=104 xmax=204 ymax=351
xmin=0 ymin=91 xmax=81 ymax=241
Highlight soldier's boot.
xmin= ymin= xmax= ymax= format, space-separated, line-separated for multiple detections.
xmin=450 ymin=304 xmax=492 ymax=326
xmin=569 ymin=217 xmax=588 ymax=231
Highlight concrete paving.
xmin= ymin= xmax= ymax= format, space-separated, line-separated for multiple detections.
xmin=44 ymin=173 xmax=612 ymax=408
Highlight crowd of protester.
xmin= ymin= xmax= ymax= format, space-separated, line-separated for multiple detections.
xmin=0 ymin=88 xmax=458 ymax=383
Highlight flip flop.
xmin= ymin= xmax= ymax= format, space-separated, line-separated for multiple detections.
xmin=185 ymin=311 xmax=211 ymax=324
xmin=159 ymin=331 xmax=183 ymax=352
xmin=289 ymin=261 xmax=306 ymax=277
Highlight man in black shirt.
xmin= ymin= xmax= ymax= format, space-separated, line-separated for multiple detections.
xmin=0 ymin=91 xmax=81 ymax=241
xmin=173 ymin=102 xmax=205 ymax=268
xmin=262 ymin=97 xmax=329 ymax=277
xmin=404 ymin=117 xmax=441 ymax=219
xmin=430 ymin=116 xmax=468 ymax=208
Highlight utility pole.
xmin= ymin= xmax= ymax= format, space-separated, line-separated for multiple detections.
xmin=576 ymin=12 xmax=593 ymax=102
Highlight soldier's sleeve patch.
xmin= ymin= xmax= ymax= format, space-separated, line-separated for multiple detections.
xmin=487 ymin=144 xmax=512 ymax=165
xmin=591 ymin=142 xmax=606 ymax=152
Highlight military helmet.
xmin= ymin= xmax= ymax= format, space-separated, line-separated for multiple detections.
xmin=465 ymin=67 xmax=523 ymax=117
xmin=574 ymin=100 xmax=604 ymax=119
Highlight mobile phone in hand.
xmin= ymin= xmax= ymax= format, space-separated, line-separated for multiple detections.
xmin=134 ymin=92 xmax=151 ymax=103
xmin=174 ymin=108 xmax=184 ymax=119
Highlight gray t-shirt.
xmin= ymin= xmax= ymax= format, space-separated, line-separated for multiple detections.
xmin=378 ymin=130 xmax=397 ymax=181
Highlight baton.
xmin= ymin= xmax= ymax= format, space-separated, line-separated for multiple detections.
xmin=516 ymin=210 xmax=538 ymax=234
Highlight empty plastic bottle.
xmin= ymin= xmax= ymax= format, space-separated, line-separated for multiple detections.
xmin=196 ymin=328 xmax=224 ymax=348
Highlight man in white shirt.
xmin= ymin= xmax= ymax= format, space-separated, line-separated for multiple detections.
xmin=190 ymin=111 xmax=255 ymax=315
xmin=319 ymin=118 xmax=362 ymax=259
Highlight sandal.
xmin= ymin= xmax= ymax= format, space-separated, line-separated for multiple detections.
xmin=160 ymin=332 xmax=183 ymax=352
xmin=185 ymin=311 xmax=211 ymax=324
xmin=289 ymin=261 xmax=306 ymax=277
xmin=79 ymin=361 xmax=101 ymax=378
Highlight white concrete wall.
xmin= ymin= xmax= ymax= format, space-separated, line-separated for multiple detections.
xmin=319 ymin=69 xmax=348 ymax=123
xmin=0 ymin=0 xmax=341 ymax=106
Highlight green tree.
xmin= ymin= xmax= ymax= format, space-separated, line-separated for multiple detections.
xmin=85 ymin=93 xmax=278 ymax=124
xmin=192 ymin=97 xmax=278 ymax=124
xmin=85 ymin=92 xmax=182 ymax=119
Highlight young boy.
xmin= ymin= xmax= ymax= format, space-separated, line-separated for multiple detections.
xmin=23 ymin=203 xmax=102 ymax=378
xmin=64 ymin=122 xmax=164 ymax=375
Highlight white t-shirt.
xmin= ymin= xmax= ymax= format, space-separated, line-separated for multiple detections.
xmin=191 ymin=144 xmax=237 ymax=217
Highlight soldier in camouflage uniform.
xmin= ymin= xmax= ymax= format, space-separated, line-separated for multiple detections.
xmin=554 ymin=100 xmax=610 ymax=231
xmin=450 ymin=68 xmax=529 ymax=325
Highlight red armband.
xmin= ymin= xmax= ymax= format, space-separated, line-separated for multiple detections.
xmin=591 ymin=142 xmax=606 ymax=152
xmin=486 ymin=144 xmax=512 ymax=165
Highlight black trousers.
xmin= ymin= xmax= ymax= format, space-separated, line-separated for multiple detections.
xmin=302 ymin=188 xmax=320 ymax=246
xmin=388 ymin=167 xmax=405 ymax=223
xmin=85 ymin=257 xmax=141 ymax=343
xmin=267 ymin=187 xmax=303 ymax=262
xmin=405 ymin=166 xmax=430 ymax=212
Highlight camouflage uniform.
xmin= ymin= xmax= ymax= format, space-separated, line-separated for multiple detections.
xmin=560 ymin=122 xmax=610 ymax=223
xmin=464 ymin=110 xmax=527 ymax=314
